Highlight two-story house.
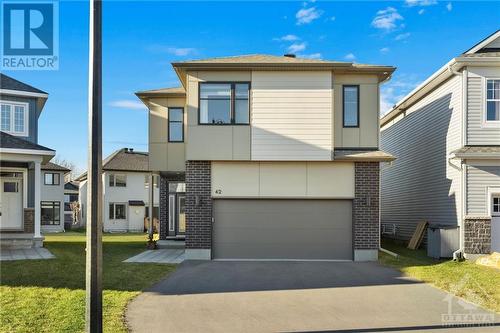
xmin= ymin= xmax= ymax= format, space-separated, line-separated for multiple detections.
xmin=381 ymin=31 xmax=500 ymax=259
xmin=137 ymin=54 xmax=395 ymax=261
xmin=77 ymin=148 xmax=160 ymax=232
xmin=40 ymin=162 xmax=70 ymax=233
xmin=0 ymin=74 xmax=62 ymax=248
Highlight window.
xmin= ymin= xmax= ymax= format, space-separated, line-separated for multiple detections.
xmin=44 ymin=173 xmax=60 ymax=185
xmin=168 ymin=108 xmax=184 ymax=142
xmin=41 ymin=201 xmax=61 ymax=225
xmin=144 ymin=175 xmax=159 ymax=189
xmin=0 ymin=101 xmax=27 ymax=135
xmin=3 ymin=182 xmax=18 ymax=192
xmin=486 ymin=79 xmax=500 ymax=122
xmin=109 ymin=174 xmax=126 ymax=187
xmin=64 ymin=194 xmax=78 ymax=211
xmin=109 ymin=203 xmax=126 ymax=220
xmin=199 ymin=82 xmax=250 ymax=125
xmin=493 ymin=197 xmax=500 ymax=214
xmin=343 ymin=85 xmax=359 ymax=127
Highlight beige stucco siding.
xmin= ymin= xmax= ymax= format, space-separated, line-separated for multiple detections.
xmin=251 ymin=71 xmax=333 ymax=160
xmin=212 ymin=161 xmax=354 ymax=198
xmin=186 ymin=71 xmax=251 ymax=160
xmin=334 ymin=74 xmax=379 ymax=148
xmin=148 ymin=96 xmax=186 ymax=172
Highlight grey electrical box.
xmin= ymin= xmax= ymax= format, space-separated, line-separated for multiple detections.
xmin=427 ymin=224 xmax=459 ymax=259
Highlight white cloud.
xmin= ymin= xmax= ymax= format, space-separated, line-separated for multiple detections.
xmin=446 ymin=2 xmax=453 ymax=11
xmin=109 ymin=100 xmax=146 ymax=110
xmin=330 ymin=16 xmax=336 ymax=21
xmin=288 ymin=42 xmax=307 ymax=53
xmin=296 ymin=7 xmax=323 ymax=25
xmin=380 ymin=47 xmax=390 ymax=54
xmin=274 ymin=34 xmax=300 ymax=42
xmin=371 ymin=7 xmax=404 ymax=31
xmin=418 ymin=9 xmax=425 ymax=15
xmin=405 ymin=0 xmax=437 ymax=7
xmin=380 ymin=74 xmax=422 ymax=115
xmin=148 ymin=45 xmax=197 ymax=56
xmin=299 ymin=53 xmax=322 ymax=59
xmin=344 ymin=53 xmax=356 ymax=61
xmin=395 ymin=32 xmax=411 ymax=41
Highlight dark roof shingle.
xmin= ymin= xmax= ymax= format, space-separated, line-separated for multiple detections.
xmin=0 ymin=131 xmax=54 ymax=151
xmin=0 ymin=74 xmax=47 ymax=94
xmin=42 ymin=162 xmax=71 ymax=172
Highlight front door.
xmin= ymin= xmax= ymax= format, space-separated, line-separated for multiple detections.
xmin=491 ymin=195 xmax=500 ymax=252
xmin=0 ymin=178 xmax=23 ymax=230
xmin=168 ymin=193 xmax=186 ymax=237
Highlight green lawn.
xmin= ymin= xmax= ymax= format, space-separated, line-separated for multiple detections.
xmin=379 ymin=239 xmax=500 ymax=313
xmin=0 ymin=232 xmax=176 ymax=333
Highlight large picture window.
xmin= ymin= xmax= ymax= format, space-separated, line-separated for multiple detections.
xmin=109 ymin=174 xmax=126 ymax=187
xmin=41 ymin=201 xmax=61 ymax=225
xmin=343 ymin=85 xmax=359 ymax=128
xmin=44 ymin=173 xmax=60 ymax=185
xmin=486 ymin=79 xmax=500 ymax=122
xmin=168 ymin=108 xmax=184 ymax=142
xmin=199 ymin=82 xmax=249 ymax=125
xmin=1 ymin=101 xmax=28 ymax=136
xmin=109 ymin=203 xmax=126 ymax=220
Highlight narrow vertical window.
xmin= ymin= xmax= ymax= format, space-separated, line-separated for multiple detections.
xmin=486 ymin=79 xmax=500 ymax=122
xmin=234 ymin=83 xmax=249 ymax=124
xmin=343 ymin=85 xmax=359 ymax=127
xmin=168 ymin=108 xmax=184 ymax=142
xmin=14 ymin=106 xmax=25 ymax=133
xmin=1 ymin=104 xmax=11 ymax=131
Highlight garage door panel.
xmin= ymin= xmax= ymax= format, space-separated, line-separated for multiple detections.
xmin=213 ymin=199 xmax=353 ymax=260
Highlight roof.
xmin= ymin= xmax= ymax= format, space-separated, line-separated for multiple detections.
xmin=42 ymin=162 xmax=71 ymax=172
xmin=136 ymin=87 xmax=185 ymax=96
xmin=173 ymin=54 xmax=351 ymax=66
xmin=334 ymin=149 xmax=396 ymax=162
xmin=381 ymin=31 xmax=500 ymax=127
xmin=76 ymin=148 xmax=150 ymax=181
xmin=64 ymin=181 xmax=79 ymax=191
xmin=0 ymin=131 xmax=54 ymax=152
xmin=0 ymin=73 xmax=47 ymax=94
xmin=452 ymin=146 xmax=500 ymax=159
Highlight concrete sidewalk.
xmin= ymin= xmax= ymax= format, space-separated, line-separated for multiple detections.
xmin=126 ymin=261 xmax=498 ymax=333
xmin=0 ymin=247 xmax=54 ymax=261
xmin=124 ymin=249 xmax=185 ymax=264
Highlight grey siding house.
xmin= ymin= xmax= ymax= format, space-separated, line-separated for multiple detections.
xmin=381 ymin=31 xmax=500 ymax=258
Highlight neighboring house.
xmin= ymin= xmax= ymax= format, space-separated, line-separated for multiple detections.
xmin=64 ymin=181 xmax=80 ymax=229
xmin=380 ymin=31 xmax=500 ymax=258
xmin=0 ymin=74 xmax=57 ymax=248
xmin=136 ymin=54 xmax=395 ymax=261
xmin=77 ymin=148 xmax=160 ymax=232
xmin=40 ymin=162 xmax=70 ymax=233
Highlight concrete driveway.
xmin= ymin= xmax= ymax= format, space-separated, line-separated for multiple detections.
xmin=126 ymin=261 xmax=498 ymax=333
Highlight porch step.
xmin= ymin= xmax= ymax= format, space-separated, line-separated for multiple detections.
xmin=157 ymin=240 xmax=185 ymax=249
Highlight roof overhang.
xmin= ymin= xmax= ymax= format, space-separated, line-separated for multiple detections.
xmin=0 ymin=89 xmax=49 ymax=112
xmin=0 ymin=148 xmax=55 ymax=163
xmin=333 ymin=149 xmax=396 ymax=162
xmin=464 ymin=30 xmax=500 ymax=54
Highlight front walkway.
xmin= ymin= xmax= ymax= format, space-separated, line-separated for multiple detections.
xmin=124 ymin=249 xmax=185 ymax=264
xmin=0 ymin=247 xmax=54 ymax=261
xmin=126 ymin=261 xmax=498 ymax=333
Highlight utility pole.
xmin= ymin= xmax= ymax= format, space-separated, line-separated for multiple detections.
xmin=86 ymin=0 xmax=103 ymax=332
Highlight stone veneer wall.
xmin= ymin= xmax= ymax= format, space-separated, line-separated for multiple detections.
xmin=23 ymin=208 xmax=34 ymax=233
xmin=185 ymin=161 xmax=212 ymax=250
xmin=159 ymin=176 xmax=169 ymax=240
xmin=354 ymin=162 xmax=380 ymax=251
xmin=464 ymin=217 xmax=491 ymax=254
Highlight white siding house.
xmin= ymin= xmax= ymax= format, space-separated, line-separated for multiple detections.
xmin=78 ymin=148 xmax=159 ymax=232
xmin=40 ymin=162 xmax=70 ymax=233
xmin=381 ymin=31 xmax=500 ymax=258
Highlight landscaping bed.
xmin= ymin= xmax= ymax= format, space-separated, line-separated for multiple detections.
xmin=0 ymin=232 xmax=175 ymax=333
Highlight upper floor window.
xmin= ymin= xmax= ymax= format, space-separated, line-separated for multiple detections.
xmin=486 ymin=79 xmax=500 ymax=122
xmin=168 ymin=108 xmax=184 ymax=142
xmin=109 ymin=174 xmax=126 ymax=187
xmin=144 ymin=174 xmax=159 ymax=189
xmin=44 ymin=172 xmax=60 ymax=185
xmin=343 ymin=85 xmax=359 ymax=128
xmin=199 ymin=83 xmax=250 ymax=125
xmin=1 ymin=101 xmax=28 ymax=136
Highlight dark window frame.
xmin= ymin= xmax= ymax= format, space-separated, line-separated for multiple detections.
xmin=44 ymin=172 xmax=60 ymax=185
xmin=198 ymin=81 xmax=251 ymax=126
xmin=109 ymin=173 xmax=127 ymax=187
xmin=168 ymin=107 xmax=184 ymax=142
xmin=41 ymin=201 xmax=61 ymax=225
xmin=342 ymin=85 xmax=360 ymax=128
xmin=109 ymin=202 xmax=127 ymax=220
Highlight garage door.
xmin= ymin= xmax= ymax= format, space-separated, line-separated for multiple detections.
xmin=213 ymin=199 xmax=353 ymax=260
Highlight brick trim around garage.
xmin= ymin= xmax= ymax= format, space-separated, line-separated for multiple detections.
xmin=464 ymin=217 xmax=491 ymax=255
xmin=159 ymin=176 xmax=169 ymax=240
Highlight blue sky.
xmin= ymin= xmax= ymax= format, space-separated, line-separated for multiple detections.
xmin=4 ymin=0 xmax=499 ymax=173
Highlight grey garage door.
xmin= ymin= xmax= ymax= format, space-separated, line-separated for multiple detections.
xmin=213 ymin=199 xmax=353 ymax=260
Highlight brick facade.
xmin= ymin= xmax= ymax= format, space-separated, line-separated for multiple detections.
xmin=353 ymin=162 xmax=380 ymax=250
xmin=185 ymin=161 xmax=212 ymax=249
xmin=464 ymin=217 xmax=491 ymax=254
xmin=159 ymin=176 xmax=169 ymax=240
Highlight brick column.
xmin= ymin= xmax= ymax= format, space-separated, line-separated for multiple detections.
xmin=464 ymin=217 xmax=491 ymax=255
xmin=353 ymin=162 xmax=380 ymax=261
xmin=185 ymin=161 xmax=212 ymax=259
xmin=159 ymin=176 xmax=168 ymax=240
